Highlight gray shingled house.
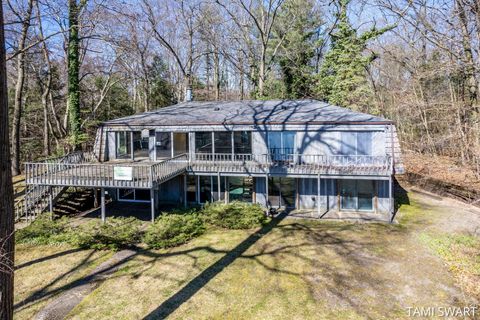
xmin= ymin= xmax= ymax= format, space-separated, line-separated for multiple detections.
xmin=24 ymin=100 xmax=403 ymax=222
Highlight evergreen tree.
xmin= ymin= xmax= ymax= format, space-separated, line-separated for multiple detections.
xmin=317 ymin=0 xmax=392 ymax=111
xmin=263 ymin=0 xmax=322 ymax=99
xmin=67 ymin=0 xmax=86 ymax=149
xmin=277 ymin=0 xmax=321 ymax=99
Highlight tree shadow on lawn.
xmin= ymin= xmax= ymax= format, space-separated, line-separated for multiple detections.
xmin=140 ymin=214 xmax=405 ymax=319
xmin=15 ymin=247 xmax=84 ymax=270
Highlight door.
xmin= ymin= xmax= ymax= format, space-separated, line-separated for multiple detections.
xmin=268 ymin=177 xmax=296 ymax=208
xmin=340 ymin=180 xmax=374 ymax=211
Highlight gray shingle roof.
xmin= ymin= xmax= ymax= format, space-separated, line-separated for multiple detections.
xmin=103 ymin=99 xmax=391 ymax=126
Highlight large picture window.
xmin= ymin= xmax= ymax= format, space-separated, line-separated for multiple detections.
xmin=195 ymin=132 xmax=212 ymax=153
xmin=155 ymin=132 xmax=171 ymax=159
xmin=234 ymin=131 xmax=252 ymax=154
xmin=340 ymin=132 xmax=372 ymax=155
xmin=116 ymin=131 xmax=131 ymax=159
xmin=214 ymin=132 xmax=232 ymax=155
xmin=340 ymin=180 xmax=374 ymax=211
xmin=268 ymin=131 xmax=295 ymax=160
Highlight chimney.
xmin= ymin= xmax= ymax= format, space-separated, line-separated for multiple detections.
xmin=184 ymin=73 xmax=193 ymax=102
xmin=185 ymin=86 xmax=193 ymax=102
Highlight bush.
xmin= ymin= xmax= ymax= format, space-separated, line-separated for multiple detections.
xmin=201 ymin=201 xmax=268 ymax=229
xmin=70 ymin=217 xmax=142 ymax=251
xmin=16 ymin=213 xmax=70 ymax=245
xmin=143 ymin=213 xmax=205 ymax=249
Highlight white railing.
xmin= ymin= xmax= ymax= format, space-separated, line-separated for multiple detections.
xmin=191 ymin=153 xmax=392 ymax=175
xmin=25 ymin=152 xmax=189 ymax=189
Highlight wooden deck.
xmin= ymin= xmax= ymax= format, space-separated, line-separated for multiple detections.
xmin=25 ymin=154 xmax=189 ymax=189
xmin=25 ymin=152 xmax=392 ymax=190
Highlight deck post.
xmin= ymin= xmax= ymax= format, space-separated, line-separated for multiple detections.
xmin=265 ymin=175 xmax=269 ymax=208
xmin=183 ymin=174 xmax=187 ymax=207
xmin=130 ymin=131 xmax=134 ymax=161
xmin=217 ymin=172 xmax=221 ymax=201
xmin=151 ymin=188 xmax=155 ymax=223
xmin=389 ymin=175 xmax=393 ymax=220
xmin=49 ymin=186 xmax=54 ymax=219
xmin=100 ymin=187 xmax=106 ymax=223
xmin=317 ymin=174 xmax=321 ymax=216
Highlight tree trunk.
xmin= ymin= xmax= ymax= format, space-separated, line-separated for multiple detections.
xmin=0 ymin=1 xmax=15 ymax=318
xmin=213 ymin=50 xmax=220 ymax=101
xmin=11 ymin=0 xmax=34 ymax=175
xmin=67 ymin=0 xmax=81 ymax=150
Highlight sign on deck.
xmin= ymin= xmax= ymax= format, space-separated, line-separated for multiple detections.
xmin=114 ymin=166 xmax=133 ymax=181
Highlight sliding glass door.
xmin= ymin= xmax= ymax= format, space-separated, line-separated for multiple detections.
xmin=268 ymin=177 xmax=296 ymax=208
xmin=340 ymin=180 xmax=374 ymax=211
xmin=268 ymin=131 xmax=295 ymax=161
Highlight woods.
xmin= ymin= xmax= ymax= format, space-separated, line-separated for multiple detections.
xmin=2 ymin=0 xmax=479 ymax=175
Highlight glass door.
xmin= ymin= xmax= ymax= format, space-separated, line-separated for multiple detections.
xmin=340 ymin=180 xmax=357 ymax=210
xmin=268 ymin=177 xmax=281 ymax=207
xmin=281 ymin=178 xmax=296 ymax=208
xmin=340 ymin=180 xmax=374 ymax=211
xmin=268 ymin=177 xmax=296 ymax=208
xmin=357 ymin=180 xmax=374 ymax=211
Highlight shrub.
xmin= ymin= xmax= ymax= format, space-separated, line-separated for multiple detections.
xmin=70 ymin=217 xmax=142 ymax=251
xmin=201 ymin=201 xmax=268 ymax=229
xmin=16 ymin=213 xmax=70 ymax=245
xmin=143 ymin=213 xmax=205 ymax=249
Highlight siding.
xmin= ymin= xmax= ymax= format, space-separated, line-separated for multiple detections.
xmin=255 ymin=176 xmax=267 ymax=206
xmin=252 ymin=131 xmax=269 ymax=155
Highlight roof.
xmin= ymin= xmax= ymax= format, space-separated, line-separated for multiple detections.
xmin=102 ymin=99 xmax=392 ymax=127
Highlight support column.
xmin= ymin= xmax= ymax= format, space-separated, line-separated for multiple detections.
xmin=49 ymin=186 xmax=54 ymax=220
xmin=100 ymin=187 xmax=106 ymax=223
xmin=196 ymin=175 xmax=200 ymax=204
xmin=217 ymin=173 xmax=221 ymax=201
xmin=171 ymin=132 xmax=174 ymax=158
xmin=317 ymin=174 xmax=321 ymax=216
xmin=224 ymin=176 xmax=228 ymax=204
xmin=183 ymin=174 xmax=188 ymax=207
xmin=151 ymin=188 xmax=155 ymax=223
xmin=389 ymin=175 xmax=393 ymax=219
xmin=265 ymin=175 xmax=269 ymax=207
xmin=48 ymin=186 xmax=53 ymax=212
xmin=130 ymin=131 xmax=134 ymax=161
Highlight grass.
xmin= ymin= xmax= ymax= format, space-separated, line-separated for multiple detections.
xmin=14 ymin=191 xmax=479 ymax=319
xmin=14 ymin=244 xmax=113 ymax=320
xmin=420 ymin=232 xmax=480 ymax=300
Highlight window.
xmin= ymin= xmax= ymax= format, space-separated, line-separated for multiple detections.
xmin=229 ymin=176 xmax=253 ymax=202
xmin=268 ymin=177 xmax=295 ymax=208
xmin=118 ymin=189 xmax=150 ymax=202
xmin=195 ymin=132 xmax=212 ymax=153
xmin=214 ymin=132 xmax=232 ymax=155
xmin=116 ymin=132 xmax=131 ymax=159
xmin=133 ymin=131 xmax=149 ymax=159
xmin=156 ymin=132 xmax=171 ymax=159
xmin=340 ymin=180 xmax=374 ymax=211
xmin=234 ymin=131 xmax=252 ymax=154
xmin=173 ymin=133 xmax=189 ymax=156
xmin=268 ymin=131 xmax=295 ymax=160
xmin=340 ymin=132 xmax=372 ymax=155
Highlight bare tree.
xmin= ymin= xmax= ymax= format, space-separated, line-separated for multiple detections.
xmin=0 ymin=0 xmax=15 ymax=318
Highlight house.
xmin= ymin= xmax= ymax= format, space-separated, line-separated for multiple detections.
xmin=23 ymin=99 xmax=404 ymax=222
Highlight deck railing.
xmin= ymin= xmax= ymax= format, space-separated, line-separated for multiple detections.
xmin=25 ymin=153 xmax=189 ymax=189
xmin=191 ymin=153 xmax=392 ymax=175
xmin=25 ymin=151 xmax=391 ymax=190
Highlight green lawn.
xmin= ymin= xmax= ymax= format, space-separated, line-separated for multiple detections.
xmin=14 ymin=191 xmax=480 ymax=319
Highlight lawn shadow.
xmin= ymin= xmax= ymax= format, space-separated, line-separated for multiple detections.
xmin=391 ymin=176 xmax=410 ymax=222
xmin=15 ymin=247 xmax=83 ymax=270
xmin=142 ymin=211 xmax=288 ymax=320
